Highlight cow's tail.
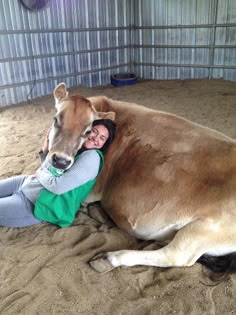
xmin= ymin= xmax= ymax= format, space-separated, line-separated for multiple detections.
xmin=197 ymin=252 xmax=236 ymax=273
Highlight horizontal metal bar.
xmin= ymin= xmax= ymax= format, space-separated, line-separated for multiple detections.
xmin=0 ymin=45 xmax=130 ymax=63
xmin=1 ymin=23 xmax=235 ymax=35
xmin=134 ymin=62 xmax=236 ymax=69
xmin=134 ymin=44 xmax=236 ymax=49
xmin=0 ymin=63 xmax=129 ymax=90
xmin=134 ymin=23 xmax=236 ymax=30
xmin=0 ymin=26 xmax=131 ymax=35
xmin=2 ymin=43 xmax=234 ymax=64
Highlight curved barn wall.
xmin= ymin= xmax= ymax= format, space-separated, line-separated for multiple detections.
xmin=133 ymin=0 xmax=236 ymax=82
xmin=0 ymin=0 xmax=132 ymax=106
xmin=0 ymin=0 xmax=235 ymax=106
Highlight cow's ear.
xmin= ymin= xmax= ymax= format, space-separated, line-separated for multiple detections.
xmin=94 ymin=111 xmax=116 ymax=121
xmin=54 ymin=83 xmax=68 ymax=109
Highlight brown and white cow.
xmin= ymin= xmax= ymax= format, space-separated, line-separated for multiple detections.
xmin=48 ymin=83 xmax=236 ymax=273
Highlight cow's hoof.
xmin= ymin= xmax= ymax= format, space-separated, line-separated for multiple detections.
xmin=89 ymin=254 xmax=115 ymax=273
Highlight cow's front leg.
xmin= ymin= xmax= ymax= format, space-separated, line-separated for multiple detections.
xmin=89 ymin=219 xmax=222 ymax=273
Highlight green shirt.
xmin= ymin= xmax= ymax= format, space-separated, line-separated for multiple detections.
xmin=34 ymin=150 xmax=104 ymax=227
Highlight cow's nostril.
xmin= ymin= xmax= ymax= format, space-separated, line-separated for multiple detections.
xmin=52 ymin=154 xmax=58 ymax=164
xmin=51 ymin=154 xmax=71 ymax=170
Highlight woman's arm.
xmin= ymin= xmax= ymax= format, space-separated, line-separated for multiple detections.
xmin=36 ymin=150 xmax=100 ymax=194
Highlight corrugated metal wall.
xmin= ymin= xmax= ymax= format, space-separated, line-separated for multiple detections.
xmin=0 ymin=0 xmax=235 ymax=106
xmin=133 ymin=0 xmax=236 ymax=81
xmin=0 ymin=0 xmax=131 ymax=106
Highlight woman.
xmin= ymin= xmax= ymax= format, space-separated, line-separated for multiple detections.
xmin=0 ymin=119 xmax=116 ymax=228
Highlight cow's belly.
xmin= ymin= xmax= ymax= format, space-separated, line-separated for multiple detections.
xmin=206 ymin=246 xmax=236 ymax=256
xmin=117 ymin=218 xmax=192 ymax=242
xmin=102 ymin=193 xmax=195 ymax=242
xmin=128 ymin=224 xmax=179 ymax=242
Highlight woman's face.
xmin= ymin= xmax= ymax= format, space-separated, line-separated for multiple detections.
xmin=83 ymin=124 xmax=109 ymax=149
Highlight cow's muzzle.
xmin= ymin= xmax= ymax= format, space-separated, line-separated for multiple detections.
xmin=50 ymin=153 xmax=73 ymax=170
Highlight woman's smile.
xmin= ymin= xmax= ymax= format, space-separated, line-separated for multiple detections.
xmin=84 ymin=125 xmax=109 ymax=149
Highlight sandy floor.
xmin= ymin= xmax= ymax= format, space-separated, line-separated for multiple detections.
xmin=0 ymin=79 xmax=236 ymax=315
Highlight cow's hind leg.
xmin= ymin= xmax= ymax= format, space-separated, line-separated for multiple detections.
xmin=90 ymin=219 xmax=226 ymax=273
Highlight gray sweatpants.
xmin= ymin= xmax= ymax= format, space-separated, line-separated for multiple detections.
xmin=0 ymin=175 xmax=42 ymax=227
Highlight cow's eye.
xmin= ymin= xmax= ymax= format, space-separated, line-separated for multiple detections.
xmin=85 ymin=130 xmax=91 ymax=136
xmin=54 ymin=116 xmax=60 ymax=128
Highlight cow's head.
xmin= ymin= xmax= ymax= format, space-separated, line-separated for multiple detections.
xmin=47 ymin=83 xmax=115 ymax=170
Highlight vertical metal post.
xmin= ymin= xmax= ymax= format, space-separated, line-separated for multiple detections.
xmin=129 ymin=0 xmax=135 ymax=73
xmin=209 ymin=0 xmax=218 ymax=79
xmin=72 ymin=31 xmax=78 ymax=87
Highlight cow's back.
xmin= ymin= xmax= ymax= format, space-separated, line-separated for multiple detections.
xmin=91 ymin=97 xmax=236 ymax=236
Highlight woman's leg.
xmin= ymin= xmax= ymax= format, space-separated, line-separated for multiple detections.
xmin=0 ymin=175 xmax=27 ymax=198
xmin=0 ymin=191 xmax=42 ymax=227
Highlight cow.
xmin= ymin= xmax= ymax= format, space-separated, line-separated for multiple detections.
xmin=48 ymin=82 xmax=236 ymax=274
